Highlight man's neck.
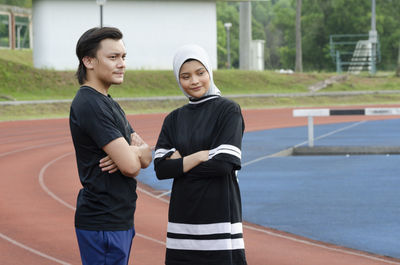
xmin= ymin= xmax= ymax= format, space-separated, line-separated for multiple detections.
xmin=83 ymin=81 xmax=110 ymax=96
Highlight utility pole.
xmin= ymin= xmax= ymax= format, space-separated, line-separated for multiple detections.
xmin=369 ymin=0 xmax=377 ymax=75
xmin=295 ymin=0 xmax=303 ymax=72
xmin=96 ymin=0 xmax=107 ymax=27
xmin=224 ymin=23 xmax=232 ymax=69
xmin=239 ymin=2 xmax=251 ymax=70
xmin=396 ymin=41 xmax=400 ymax=77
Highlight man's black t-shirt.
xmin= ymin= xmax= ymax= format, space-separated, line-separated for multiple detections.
xmin=69 ymin=86 xmax=137 ymax=231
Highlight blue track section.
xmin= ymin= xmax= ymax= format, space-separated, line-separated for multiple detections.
xmin=137 ymin=119 xmax=400 ymax=259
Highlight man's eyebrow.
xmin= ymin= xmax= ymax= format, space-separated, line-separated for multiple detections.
xmin=108 ymin=51 xmax=126 ymax=55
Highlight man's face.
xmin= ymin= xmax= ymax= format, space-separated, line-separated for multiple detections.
xmin=91 ymin=38 xmax=126 ymax=86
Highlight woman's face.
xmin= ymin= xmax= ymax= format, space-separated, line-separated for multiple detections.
xmin=179 ymin=60 xmax=210 ymax=99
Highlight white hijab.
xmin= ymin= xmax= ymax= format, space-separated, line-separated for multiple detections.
xmin=173 ymin=44 xmax=221 ymax=99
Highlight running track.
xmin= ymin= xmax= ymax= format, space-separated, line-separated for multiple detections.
xmin=1 ymin=106 xmax=400 ymax=265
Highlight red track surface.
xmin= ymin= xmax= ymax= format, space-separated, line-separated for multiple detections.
xmin=1 ymin=106 xmax=400 ymax=265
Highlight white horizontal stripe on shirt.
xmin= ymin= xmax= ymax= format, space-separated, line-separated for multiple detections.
xmin=168 ymin=222 xmax=243 ymax=235
xmin=208 ymin=144 xmax=241 ymax=160
xmin=154 ymin=148 xmax=176 ymax=159
xmin=189 ymin=95 xmax=219 ymax=105
xmin=166 ymin=238 xmax=245 ymax=251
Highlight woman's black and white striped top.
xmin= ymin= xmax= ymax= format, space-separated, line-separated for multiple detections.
xmin=154 ymin=95 xmax=247 ymax=265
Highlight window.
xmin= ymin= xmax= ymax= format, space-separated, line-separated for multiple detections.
xmin=15 ymin=15 xmax=30 ymax=49
xmin=0 ymin=12 xmax=10 ymax=48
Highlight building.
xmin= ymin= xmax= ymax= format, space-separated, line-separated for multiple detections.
xmin=32 ymin=0 xmax=218 ymax=70
xmin=0 ymin=4 xmax=32 ymax=49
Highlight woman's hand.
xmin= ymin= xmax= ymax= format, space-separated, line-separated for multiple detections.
xmin=182 ymin=150 xmax=209 ymax=173
xmin=196 ymin=150 xmax=209 ymax=163
xmin=165 ymin=149 xmax=209 ymax=173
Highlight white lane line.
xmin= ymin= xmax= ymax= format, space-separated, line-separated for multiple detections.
xmin=0 ymin=140 xmax=70 ymax=158
xmin=242 ymin=120 xmax=367 ymax=167
xmin=0 ymin=233 xmax=71 ymax=265
xmin=1 ymin=141 xmax=73 ymax=264
xmin=294 ymin=120 xmax=367 ymax=148
xmin=242 ymin=225 xmax=400 ymax=265
xmin=39 ymin=152 xmax=166 ymax=246
xmin=135 ymin=232 xmax=166 ymax=246
xmin=155 ymin=190 xmax=172 ymax=199
xmin=38 ymin=152 xmax=76 ymax=211
xmin=137 ymin=186 xmax=170 ymax=203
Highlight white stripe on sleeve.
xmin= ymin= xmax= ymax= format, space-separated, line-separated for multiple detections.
xmin=208 ymin=144 xmax=241 ymax=160
xmin=154 ymin=148 xmax=176 ymax=159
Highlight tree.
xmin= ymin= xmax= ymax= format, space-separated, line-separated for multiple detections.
xmin=397 ymin=41 xmax=400 ymax=77
xmin=216 ymin=0 xmax=400 ymax=71
xmin=0 ymin=0 xmax=31 ymax=8
xmin=295 ymin=0 xmax=302 ymax=72
xmin=216 ymin=2 xmax=240 ymax=69
xmin=271 ymin=0 xmax=296 ymax=69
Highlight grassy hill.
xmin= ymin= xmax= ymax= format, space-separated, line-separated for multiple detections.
xmin=1 ymin=49 xmax=400 ymax=121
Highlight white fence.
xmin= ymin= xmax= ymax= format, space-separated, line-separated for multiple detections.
xmin=293 ymin=108 xmax=400 ymax=147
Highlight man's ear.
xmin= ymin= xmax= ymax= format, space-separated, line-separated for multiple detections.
xmin=82 ymin=56 xmax=95 ymax=70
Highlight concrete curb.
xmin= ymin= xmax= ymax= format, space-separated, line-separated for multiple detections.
xmin=292 ymin=146 xmax=400 ymax=156
xmin=1 ymin=90 xmax=400 ymax=106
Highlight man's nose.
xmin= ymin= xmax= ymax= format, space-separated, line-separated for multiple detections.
xmin=118 ymin=58 xmax=126 ymax=68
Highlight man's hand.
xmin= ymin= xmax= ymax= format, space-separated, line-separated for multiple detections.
xmin=130 ymin=132 xmax=152 ymax=168
xmin=99 ymin=155 xmax=119 ymax=174
xmin=131 ymin=132 xmax=145 ymax=147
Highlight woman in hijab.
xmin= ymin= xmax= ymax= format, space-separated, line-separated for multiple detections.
xmin=154 ymin=44 xmax=247 ymax=265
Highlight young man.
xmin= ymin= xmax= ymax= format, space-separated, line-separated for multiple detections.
xmin=69 ymin=27 xmax=152 ymax=265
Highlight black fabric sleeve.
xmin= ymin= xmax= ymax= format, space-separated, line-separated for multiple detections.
xmin=210 ymin=100 xmax=245 ymax=169
xmin=188 ymin=159 xmax=234 ymax=178
xmin=154 ymin=158 xmax=184 ymax=180
xmin=154 ymin=113 xmax=185 ymax=180
xmin=79 ymin=97 xmax=123 ymax=149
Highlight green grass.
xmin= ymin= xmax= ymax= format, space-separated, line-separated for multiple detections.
xmin=1 ymin=49 xmax=399 ymax=121
xmin=0 ymin=49 xmax=33 ymax=67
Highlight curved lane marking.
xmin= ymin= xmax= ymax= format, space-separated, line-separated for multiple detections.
xmin=38 ymin=152 xmax=166 ymax=246
xmin=38 ymin=152 xmax=76 ymax=210
xmin=1 ymin=141 xmax=73 ymax=264
xmin=0 ymin=233 xmax=71 ymax=265
xmin=0 ymin=140 xmax=70 ymax=158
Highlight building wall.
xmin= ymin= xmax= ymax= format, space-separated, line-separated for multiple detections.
xmin=32 ymin=0 xmax=217 ymax=70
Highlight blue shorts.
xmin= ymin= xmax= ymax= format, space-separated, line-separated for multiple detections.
xmin=75 ymin=227 xmax=135 ymax=265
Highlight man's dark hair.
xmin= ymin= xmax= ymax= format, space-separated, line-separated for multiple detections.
xmin=75 ymin=27 xmax=123 ymax=85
